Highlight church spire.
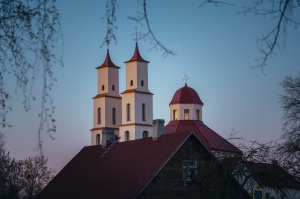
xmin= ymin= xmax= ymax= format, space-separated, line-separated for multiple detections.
xmin=97 ymin=50 xmax=120 ymax=69
xmin=125 ymin=42 xmax=149 ymax=63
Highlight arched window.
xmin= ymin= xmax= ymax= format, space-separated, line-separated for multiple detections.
xmin=97 ymin=108 xmax=101 ymax=124
xmin=102 ymin=85 xmax=105 ymax=90
xmin=112 ymin=85 xmax=115 ymax=91
xmin=130 ymin=80 xmax=133 ymax=86
xmin=141 ymin=80 xmax=144 ymax=86
xmin=96 ymin=134 xmax=100 ymax=145
xmin=125 ymin=131 xmax=130 ymax=141
xmin=112 ymin=108 xmax=116 ymax=125
xmin=142 ymin=103 xmax=146 ymax=121
xmin=143 ymin=131 xmax=148 ymax=138
xmin=126 ymin=103 xmax=130 ymax=121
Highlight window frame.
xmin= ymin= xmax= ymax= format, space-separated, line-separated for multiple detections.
xmin=184 ymin=109 xmax=189 ymax=120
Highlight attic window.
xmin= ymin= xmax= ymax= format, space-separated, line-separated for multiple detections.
xmin=183 ymin=160 xmax=197 ymax=181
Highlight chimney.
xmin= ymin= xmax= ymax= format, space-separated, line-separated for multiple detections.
xmin=152 ymin=119 xmax=165 ymax=140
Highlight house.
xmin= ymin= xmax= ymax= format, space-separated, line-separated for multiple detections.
xmin=36 ymin=43 xmax=299 ymax=199
xmin=223 ymin=158 xmax=300 ymax=199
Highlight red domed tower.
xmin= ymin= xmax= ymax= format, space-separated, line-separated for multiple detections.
xmin=165 ymin=83 xmax=242 ymax=157
xmin=169 ymin=83 xmax=203 ymax=121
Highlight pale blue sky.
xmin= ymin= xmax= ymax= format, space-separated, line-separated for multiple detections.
xmin=3 ymin=0 xmax=300 ymax=173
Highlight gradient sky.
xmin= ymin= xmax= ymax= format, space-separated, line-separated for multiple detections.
xmin=3 ymin=0 xmax=300 ymax=173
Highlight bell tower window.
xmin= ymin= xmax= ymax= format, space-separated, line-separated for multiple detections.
xmin=96 ymin=134 xmax=100 ymax=145
xmin=142 ymin=103 xmax=146 ymax=121
xmin=130 ymin=80 xmax=133 ymax=86
xmin=112 ymin=108 xmax=116 ymax=125
xmin=141 ymin=80 xmax=144 ymax=86
xmin=184 ymin=109 xmax=189 ymax=120
xmin=125 ymin=131 xmax=130 ymax=141
xmin=143 ymin=131 xmax=148 ymax=138
xmin=97 ymin=108 xmax=101 ymax=124
xmin=102 ymin=85 xmax=105 ymax=90
xmin=127 ymin=103 xmax=131 ymax=121
xmin=112 ymin=85 xmax=115 ymax=91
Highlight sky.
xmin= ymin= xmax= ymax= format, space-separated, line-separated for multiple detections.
xmin=3 ymin=0 xmax=300 ymax=173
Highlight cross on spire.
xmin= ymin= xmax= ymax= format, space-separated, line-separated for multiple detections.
xmin=182 ymin=74 xmax=190 ymax=85
xmin=132 ymin=26 xmax=141 ymax=43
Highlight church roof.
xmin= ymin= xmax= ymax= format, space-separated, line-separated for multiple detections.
xmin=164 ymin=120 xmax=242 ymax=154
xmin=125 ymin=42 xmax=149 ymax=63
xmin=96 ymin=50 xmax=120 ymax=69
xmin=169 ymin=83 xmax=203 ymax=105
xmin=36 ymin=132 xmax=195 ymax=199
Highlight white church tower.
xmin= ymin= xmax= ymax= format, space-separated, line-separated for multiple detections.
xmin=90 ymin=50 xmax=121 ymax=146
xmin=119 ymin=43 xmax=153 ymax=141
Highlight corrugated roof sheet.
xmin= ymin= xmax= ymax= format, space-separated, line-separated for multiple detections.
xmin=36 ymin=132 xmax=192 ymax=199
xmin=164 ymin=120 xmax=242 ymax=154
xmin=169 ymin=84 xmax=203 ymax=105
xmin=245 ymin=162 xmax=300 ymax=189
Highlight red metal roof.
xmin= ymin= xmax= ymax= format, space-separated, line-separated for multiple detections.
xmin=121 ymin=89 xmax=153 ymax=95
xmin=169 ymin=84 xmax=203 ymax=105
xmin=96 ymin=50 xmax=120 ymax=69
xmin=125 ymin=42 xmax=149 ymax=63
xmin=245 ymin=162 xmax=300 ymax=189
xmin=36 ymin=132 xmax=193 ymax=199
xmin=164 ymin=120 xmax=242 ymax=154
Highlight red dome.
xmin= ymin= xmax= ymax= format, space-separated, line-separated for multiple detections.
xmin=170 ymin=84 xmax=203 ymax=105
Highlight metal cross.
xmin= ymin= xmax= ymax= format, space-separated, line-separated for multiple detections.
xmin=182 ymin=74 xmax=190 ymax=84
xmin=132 ymin=26 xmax=141 ymax=43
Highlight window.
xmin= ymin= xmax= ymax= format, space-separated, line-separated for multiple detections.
xmin=173 ymin=110 xmax=177 ymax=121
xmin=102 ymin=85 xmax=105 ymax=90
xmin=184 ymin=109 xmax=189 ymax=120
xmin=127 ymin=103 xmax=130 ymax=121
xmin=125 ymin=131 xmax=130 ymax=141
xmin=112 ymin=108 xmax=116 ymax=125
xmin=196 ymin=110 xmax=200 ymax=120
xmin=183 ymin=160 xmax=197 ymax=181
xmin=112 ymin=85 xmax=115 ymax=91
xmin=141 ymin=80 xmax=144 ymax=86
xmin=130 ymin=80 xmax=133 ymax=86
xmin=142 ymin=103 xmax=146 ymax=121
xmin=143 ymin=131 xmax=148 ymax=138
xmin=97 ymin=108 xmax=101 ymax=124
xmin=96 ymin=134 xmax=100 ymax=145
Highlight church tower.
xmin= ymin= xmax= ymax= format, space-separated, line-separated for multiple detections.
xmin=119 ymin=43 xmax=153 ymax=141
xmin=90 ymin=50 xmax=121 ymax=146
